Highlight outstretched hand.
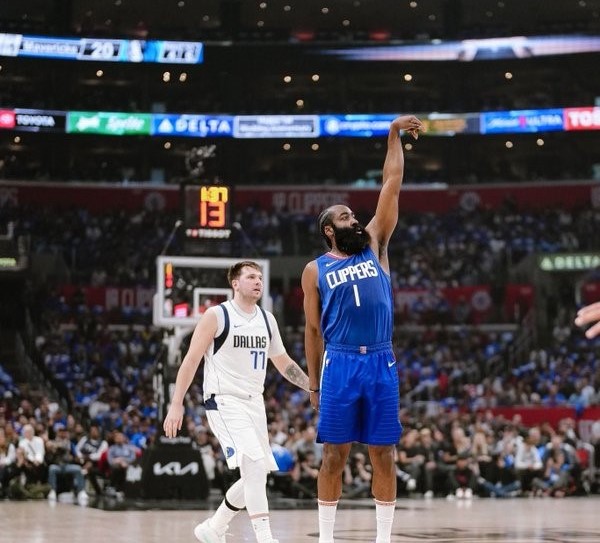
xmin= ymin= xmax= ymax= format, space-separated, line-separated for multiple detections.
xmin=391 ymin=115 xmax=424 ymax=140
xmin=575 ymin=302 xmax=600 ymax=339
xmin=163 ymin=403 xmax=184 ymax=438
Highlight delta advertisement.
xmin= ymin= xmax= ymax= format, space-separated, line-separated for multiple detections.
xmin=152 ymin=114 xmax=234 ymax=137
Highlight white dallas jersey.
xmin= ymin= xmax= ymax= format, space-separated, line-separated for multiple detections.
xmin=203 ymin=301 xmax=286 ymax=399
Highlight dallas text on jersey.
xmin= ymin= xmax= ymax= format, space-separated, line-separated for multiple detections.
xmin=233 ymin=334 xmax=268 ymax=349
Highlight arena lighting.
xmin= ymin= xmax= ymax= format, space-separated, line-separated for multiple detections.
xmin=319 ymin=35 xmax=600 ymax=62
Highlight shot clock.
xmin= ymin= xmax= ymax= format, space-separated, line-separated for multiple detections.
xmin=183 ymin=184 xmax=233 ymax=240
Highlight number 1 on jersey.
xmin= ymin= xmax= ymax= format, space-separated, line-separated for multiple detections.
xmin=353 ymin=284 xmax=361 ymax=307
xmin=251 ymin=350 xmax=266 ymax=370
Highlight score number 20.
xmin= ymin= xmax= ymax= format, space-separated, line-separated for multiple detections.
xmin=80 ymin=39 xmax=122 ymax=60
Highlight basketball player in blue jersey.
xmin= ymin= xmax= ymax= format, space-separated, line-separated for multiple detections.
xmin=302 ymin=115 xmax=423 ymax=543
xmin=163 ymin=261 xmax=310 ymax=543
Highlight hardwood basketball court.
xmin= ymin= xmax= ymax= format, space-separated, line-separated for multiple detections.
xmin=3 ymin=496 xmax=599 ymax=542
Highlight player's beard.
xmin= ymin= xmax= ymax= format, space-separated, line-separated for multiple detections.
xmin=332 ymin=223 xmax=371 ymax=255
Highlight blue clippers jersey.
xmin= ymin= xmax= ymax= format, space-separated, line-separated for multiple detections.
xmin=316 ymin=246 xmax=393 ymax=346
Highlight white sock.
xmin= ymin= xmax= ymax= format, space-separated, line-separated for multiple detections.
xmin=374 ymin=500 xmax=396 ymax=543
xmin=251 ymin=516 xmax=273 ymax=542
xmin=209 ymin=479 xmax=245 ymax=535
xmin=318 ymin=500 xmax=338 ymax=543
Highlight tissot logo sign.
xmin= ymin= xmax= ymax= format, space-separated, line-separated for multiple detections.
xmin=152 ymin=461 xmax=200 ymax=476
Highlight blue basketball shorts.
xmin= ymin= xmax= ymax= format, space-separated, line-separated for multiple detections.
xmin=317 ymin=342 xmax=402 ymax=445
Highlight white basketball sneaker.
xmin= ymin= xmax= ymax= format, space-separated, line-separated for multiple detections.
xmin=193 ymin=519 xmax=227 ymax=543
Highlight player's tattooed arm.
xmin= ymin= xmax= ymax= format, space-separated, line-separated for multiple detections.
xmin=284 ymin=360 xmax=310 ymax=391
xmin=271 ymin=354 xmax=310 ymax=392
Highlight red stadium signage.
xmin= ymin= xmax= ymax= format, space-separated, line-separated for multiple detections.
xmin=2 ymin=180 xmax=600 ymax=214
xmin=0 ymin=109 xmax=16 ymax=129
xmin=564 ymin=107 xmax=600 ymax=131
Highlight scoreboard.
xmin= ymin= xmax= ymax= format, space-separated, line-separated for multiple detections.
xmin=0 ymin=33 xmax=203 ymax=64
xmin=182 ymin=184 xmax=232 ymax=240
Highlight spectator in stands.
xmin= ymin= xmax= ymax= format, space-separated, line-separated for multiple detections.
xmin=17 ymin=424 xmax=46 ymax=483
xmin=532 ymin=449 xmax=573 ymax=497
xmin=0 ymin=427 xmax=16 ymax=496
xmin=343 ymin=450 xmax=373 ymax=499
xmin=447 ymin=451 xmax=477 ymax=499
xmin=45 ymin=423 xmax=88 ymax=504
xmin=396 ymin=429 xmax=423 ymax=493
xmin=75 ymin=423 xmax=109 ymax=496
xmin=106 ymin=431 xmax=139 ymax=495
xmin=471 ymin=428 xmax=494 ymax=482
xmin=514 ymin=434 xmax=544 ymax=495
xmin=6 ymin=447 xmax=50 ymax=500
xmin=476 ymin=453 xmax=521 ymax=498
xmin=291 ymin=449 xmax=319 ymax=499
xmin=417 ymin=427 xmax=443 ymax=498
xmin=195 ymin=427 xmax=218 ymax=490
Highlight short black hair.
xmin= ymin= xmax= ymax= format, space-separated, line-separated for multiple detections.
xmin=317 ymin=207 xmax=334 ymax=249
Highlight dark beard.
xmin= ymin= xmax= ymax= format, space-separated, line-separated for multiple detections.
xmin=332 ymin=224 xmax=371 ymax=255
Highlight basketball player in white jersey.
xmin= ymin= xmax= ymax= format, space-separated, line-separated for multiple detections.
xmin=164 ymin=261 xmax=309 ymax=543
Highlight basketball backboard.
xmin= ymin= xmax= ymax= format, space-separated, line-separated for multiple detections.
xmin=154 ymin=256 xmax=271 ymax=328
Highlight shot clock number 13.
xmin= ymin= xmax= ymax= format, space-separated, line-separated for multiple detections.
xmin=199 ymin=185 xmax=230 ymax=228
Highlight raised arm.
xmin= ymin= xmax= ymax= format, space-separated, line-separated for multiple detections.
xmin=366 ymin=115 xmax=423 ymax=265
xmin=163 ymin=308 xmax=218 ymax=437
xmin=301 ymin=260 xmax=324 ymax=408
